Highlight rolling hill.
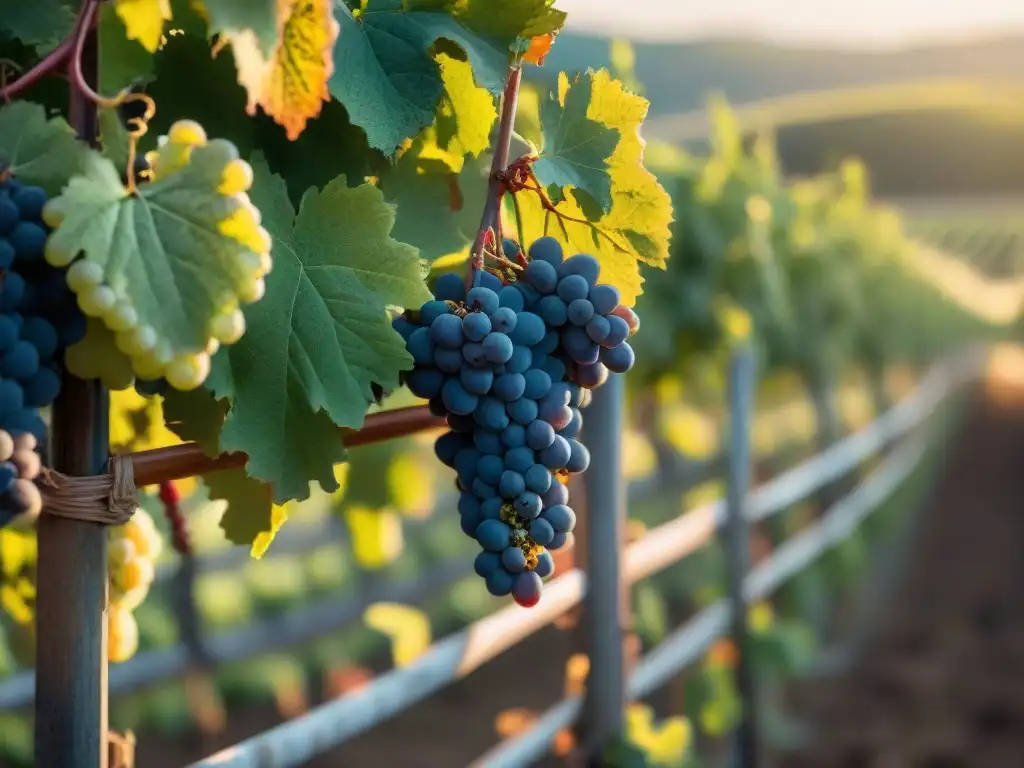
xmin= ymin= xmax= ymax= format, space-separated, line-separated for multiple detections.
xmin=534 ymin=32 xmax=1024 ymax=118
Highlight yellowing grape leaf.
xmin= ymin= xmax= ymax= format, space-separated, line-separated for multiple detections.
xmin=0 ymin=102 xmax=91 ymax=197
xmin=431 ymin=54 xmax=498 ymax=165
xmin=109 ymin=387 xmax=200 ymax=494
xmin=206 ymin=154 xmax=430 ymax=504
xmin=363 ymin=602 xmax=430 ymax=666
xmin=514 ymin=70 xmax=672 ymax=306
xmin=113 ymin=0 xmax=173 ymax=53
xmin=330 ymin=0 xmax=510 ymax=154
xmin=223 ymin=0 xmax=339 ymax=140
xmin=409 ymin=0 xmax=566 ymax=39
xmin=43 ymin=142 xmax=269 ymax=365
xmin=345 ymin=506 xmax=404 ymax=569
xmin=533 ymin=69 xmax=619 ymax=213
xmin=203 ymin=467 xmax=282 ymax=553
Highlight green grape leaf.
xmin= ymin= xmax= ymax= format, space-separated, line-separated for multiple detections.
xmin=199 ymin=0 xmax=278 ymax=55
xmin=0 ymin=101 xmax=90 ymax=196
xmin=203 ymin=468 xmax=276 ymax=550
xmin=329 ymin=0 xmax=509 ymax=154
xmin=206 ymin=154 xmax=430 ymax=504
xmin=162 ymin=387 xmax=228 ymax=457
xmin=383 ymin=149 xmax=488 ymax=263
xmin=43 ymin=142 xmax=267 ymax=359
xmin=98 ymin=2 xmax=155 ymax=93
xmin=533 ymin=70 xmax=619 ymax=213
xmin=0 ymin=0 xmax=75 ymax=52
xmin=513 ymin=70 xmax=673 ymax=306
xmin=407 ymin=0 xmax=566 ymax=39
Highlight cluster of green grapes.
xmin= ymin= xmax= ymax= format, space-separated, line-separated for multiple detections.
xmin=43 ymin=119 xmax=271 ymax=391
xmin=106 ymin=507 xmax=162 ymax=663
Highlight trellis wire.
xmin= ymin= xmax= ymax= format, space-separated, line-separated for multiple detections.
xmin=188 ymin=352 xmax=975 ymax=768
xmin=475 ymin=435 xmax=927 ymax=768
xmin=0 ymin=439 xmax=740 ymax=711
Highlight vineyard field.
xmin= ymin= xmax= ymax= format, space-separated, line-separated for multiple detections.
xmin=773 ymin=384 xmax=1024 ymax=767
xmin=901 ymin=197 xmax=1024 ymax=280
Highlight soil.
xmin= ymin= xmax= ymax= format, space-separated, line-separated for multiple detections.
xmin=770 ymin=388 xmax=1024 ymax=768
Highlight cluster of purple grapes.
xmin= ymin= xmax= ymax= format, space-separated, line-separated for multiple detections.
xmin=0 ymin=177 xmax=87 ymax=525
xmin=394 ymin=237 xmax=637 ymax=607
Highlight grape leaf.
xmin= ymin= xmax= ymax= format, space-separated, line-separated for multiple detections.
xmin=203 ymin=468 xmax=279 ymax=553
xmin=0 ymin=0 xmax=75 ymax=52
xmin=0 ymin=102 xmax=90 ymax=196
xmin=383 ymin=149 xmax=488 ymax=262
xmin=198 ymin=0 xmax=277 ymax=55
xmin=162 ymin=387 xmax=227 ymax=457
xmin=407 ymin=0 xmax=566 ymax=39
xmin=98 ymin=2 xmax=155 ymax=93
xmin=43 ymin=144 xmax=268 ymax=361
xmin=345 ymin=507 xmax=405 ymax=569
xmin=224 ymin=0 xmax=339 ymax=140
xmin=108 ymin=388 xmax=203 ymax=494
xmin=513 ymin=70 xmax=672 ymax=305
xmin=329 ymin=0 xmax=509 ymax=154
xmin=432 ymin=54 xmax=498 ymax=164
xmin=363 ymin=602 xmax=430 ymax=665
xmin=206 ymin=154 xmax=431 ymax=503
xmin=112 ymin=0 xmax=173 ymax=53
xmin=533 ymin=70 xmax=619 ymax=213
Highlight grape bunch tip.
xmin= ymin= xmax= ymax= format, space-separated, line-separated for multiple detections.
xmin=395 ymin=236 xmax=637 ymax=607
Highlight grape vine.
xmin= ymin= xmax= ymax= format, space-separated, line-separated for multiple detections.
xmin=0 ymin=0 xmax=675 ymax=645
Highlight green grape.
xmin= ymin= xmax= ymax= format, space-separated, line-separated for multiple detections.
xmin=211 ymin=309 xmax=246 ymax=344
xmin=104 ymin=302 xmax=139 ymax=332
xmin=66 ymin=259 xmax=104 ymax=292
xmin=218 ymin=159 xmax=254 ymax=196
xmin=238 ymin=277 xmax=266 ymax=304
xmin=78 ymin=284 xmax=116 ymax=317
xmin=115 ymin=324 xmax=157 ymax=356
xmin=167 ymin=119 xmax=207 ymax=146
xmin=165 ymin=352 xmax=210 ymax=391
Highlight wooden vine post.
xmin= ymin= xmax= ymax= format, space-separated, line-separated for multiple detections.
xmin=34 ymin=18 xmax=111 ymax=768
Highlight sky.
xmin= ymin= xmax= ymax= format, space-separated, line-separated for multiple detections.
xmin=556 ymin=0 xmax=1024 ymax=47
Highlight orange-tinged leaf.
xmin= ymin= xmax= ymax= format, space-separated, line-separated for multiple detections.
xmin=228 ymin=0 xmax=340 ymax=140
xmin=524 ymin=33 xmax=555 ymax=65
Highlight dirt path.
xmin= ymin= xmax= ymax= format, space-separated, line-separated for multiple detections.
xmin=773 ymin=389 xmax=1024 ymax=767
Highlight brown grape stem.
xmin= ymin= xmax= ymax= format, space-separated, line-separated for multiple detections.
xmin=469 ymin=66 xmax=523 ymax=277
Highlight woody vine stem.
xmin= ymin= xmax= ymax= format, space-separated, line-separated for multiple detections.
xmin=469 ymin=64 xmax=524 ymax=278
